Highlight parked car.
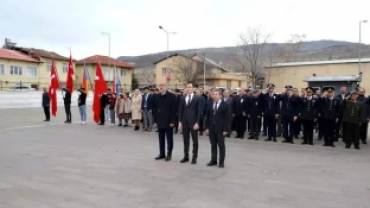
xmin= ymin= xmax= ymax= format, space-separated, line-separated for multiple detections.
xmin=9 ymin=86 xmax=36 ymax=91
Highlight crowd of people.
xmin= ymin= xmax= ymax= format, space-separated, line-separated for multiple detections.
xmin=41 ymin=82 xmax=369 ymax=168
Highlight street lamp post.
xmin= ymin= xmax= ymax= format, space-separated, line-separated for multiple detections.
xmin=159 ymin=26 xmax=176 ymax=89
xmin=101 ymin=32 xmax=111 ymax=83
xmin=358 ymin=20 xmax=368 ymax=74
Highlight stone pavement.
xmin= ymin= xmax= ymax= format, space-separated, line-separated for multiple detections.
xmin=0 ymin=107 xmax=370 ymax=208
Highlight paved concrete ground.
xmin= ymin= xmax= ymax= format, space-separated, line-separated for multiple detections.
xmin=0 ymin=107 xmax=370 ymax=208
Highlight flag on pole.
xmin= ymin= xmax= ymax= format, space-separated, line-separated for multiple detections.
xmin=83 ymin=63 xmax=90 ymax=96
xmin=49 ymin=59 xmax=60 ymax=117
xmin=93 ymin=62 xmax=108 ymax=124
xmin=111 ymin=67 xmax=121 ymax=94
xmin=65 ymin=54 xmax=74 ymax=93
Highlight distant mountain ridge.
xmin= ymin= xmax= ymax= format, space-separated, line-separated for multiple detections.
xmin=118 ymin=40 xmax=370 ymax=68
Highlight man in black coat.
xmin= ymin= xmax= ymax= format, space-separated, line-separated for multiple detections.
xmin=247 ymin=89 xmax=263 ymax=140
xmin=233 ymin=88 xmax=248 ymax=139
xmin=99 ymin=89 xmax=110 ymax=125
xmin=205 ymin=89 xmax=231 ymax=168
xmin=174 ymin=89 xmax=181 ymax=134
xmin=262 ymin=84 xmax=280 ymax=142
xmin=223 ymin=89 xmax=234 ymax=138
xmin=319 ymin=87 xmax=340 ymax=147
xmin=62 ymin=88 xmax=72 ymax=123
xmin=154 ymin=83 xmax=177 ymax=161
xmin=42 ymin=87 xmax=50 ymax=121
xmin=356 ymin=87 xmax=369 ymax=144
xmin=335 ymin=86 xmax=349 ymax=141
xmin=280 ymin=86 xmax=300 ymax=144
xmin=299 ymin=87 xmax=319 ymax=145
xmin=179 ymin=83 xmax=202 ymax=164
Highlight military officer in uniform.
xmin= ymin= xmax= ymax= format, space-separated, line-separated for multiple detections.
xmin=356 ymin=87 xmax=369 ymax=145
xmin=342 ymin=91 xmax=362 ymax=150
xmin=247 ymin=89 xmax=263 ymax=140
xmin=280 ymin=86 xmax=299 ymax=144
xmin=319 ymin=87 xmax=339 ymax=147
xmin=262 ymin=83 xmax=280 ymax=142
xmin=233 ymin=88 xmax=248 ymax=139
xmin=299 ymin=87 xmax=318 ymax=145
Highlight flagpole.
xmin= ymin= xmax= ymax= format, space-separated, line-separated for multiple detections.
xmin=87 ymin=63 xmax=94 ymax=93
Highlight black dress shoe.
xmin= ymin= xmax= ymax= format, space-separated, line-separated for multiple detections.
xmin=345 ymin=145 xmax=351 ymax=149
xmin=265 ymin=138 xmax=272 ymax=142
xmin=165 ymin=156 xmax=171 ymax=161
xmin=255 ymin=137 xmax=259 ymax=140
xmin=99 ymin=123 xmax=105 ymax=125
xmin=199 ymin=132 xmax=203 ymax=136
xmin=247 ymin=136 xmax=254 ymax=140
xmin=301 ymin=141 xmax=307 ymax=145
xmin=273 ymin=138 xmax=277 ymax=142
xmin=362 ymin=140 xmax=367 ymax=144
xmin=180 ymin=158 xmax=189 ymax=163
xmin=44 ymin=119 xmax=50 ymax=122
xmin=207 ymin=161 xmax=217 ymax=166
xmin=323 ymin=144 xmax=329 ymax=146
xmin=309 ymin=142 xmax=314 ymax=145
xmin=355 ymin=146 xmax=360 ymax=150
xmin=155 ymin=155 xmax=166 ymax=160
xmin=191 ymin=159 xmax=197 ymax=164
xmin=331 ymin=144 xmax=335 ymax=147
xmin=218 ymin=163 xmax=224 ymax=168
xmin=262 ymin=133 xmax=267 ymax=136
xmin=234 ymin=136 xmax=240 ymax=139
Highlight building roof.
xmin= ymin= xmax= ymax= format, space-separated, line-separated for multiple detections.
xmin=269 ymin=58 xmax=370 ymax=68
xmin=191 ymin=54 xmax=229 ymax=72
xmin=0 ymin=48 xmax=40 ymax=63
xmin=303 ymin=75 xmax=362 ymax=82
xmin=76 ymin=55 xmax=135 ymax=69
xmin=154 ymin=53 xmax=228 ymax=71
xmin=14 ymin=47 xmax=70 ymax=61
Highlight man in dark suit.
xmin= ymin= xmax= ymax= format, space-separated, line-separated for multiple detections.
xmin=262 ymin=84 xmax=280 ymax=142
xmin=179 ymin=83 xmax=202 ymax=164
xmin=319 ymin=87 xmax=340 ymax=147
xmin=234 ymin=88 xmax=248 ymax=139
xmin=223 ymin=89 xmax=234 ymax=138
xmin=62 ymin=88 xmax=72 ymax=123
xmin=356 ymin=87 xmax=369 ymax=144
xmin=42 ymin=87 xmax=50 ymax=121
xmin=299 ymin=87 xmax=319 ymax=145
xmin=154 ymin=83 xmax=177 ymax=161
xmin=335 ymin=86 xmax=349 ymax=141
xmin=195 ymin=89 xmax=206 ymax=136
xmin=141 ymin=87 xmax=154 ymax=131
xmin=280 ymin=86 xmax=300 ymax=144
xmin=174 ymin=89 xmax=182 ymax=134
xmin=205 ymin=89 xmax=231 ymax=168
xmin=247 ymin=89 xmax=264 ymax=140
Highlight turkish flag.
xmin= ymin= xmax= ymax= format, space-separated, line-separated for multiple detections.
xmin=49 ymin=59 xmax=60 ymax=116
xmin=65 ymin=55 xmax=74 ymax=93
xmin=93 ymin=62 xmax=107 ymax=124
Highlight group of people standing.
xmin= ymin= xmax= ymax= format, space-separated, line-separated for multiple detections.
xmin=41 ymin=82 xmax=369 ymax=168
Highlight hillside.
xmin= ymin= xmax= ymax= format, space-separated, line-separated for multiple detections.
xmin=118 ymin=40 xmax=370 ymax=68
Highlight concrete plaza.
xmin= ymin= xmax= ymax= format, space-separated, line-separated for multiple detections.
xmin=0 ymin=107 xmax=370 ymax=208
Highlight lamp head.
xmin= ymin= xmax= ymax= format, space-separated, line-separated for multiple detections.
xmin=159 ymin=26 xmax=163 ymax=29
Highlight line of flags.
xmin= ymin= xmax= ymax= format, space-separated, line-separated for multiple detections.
xmin=48 ymin=52 xmax=121 ymax=125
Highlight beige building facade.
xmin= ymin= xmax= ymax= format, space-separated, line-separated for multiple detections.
xmin=154 ymin=54 xmax=247 ymax=90
xmin=266 ymin=58 xmax=370 ymax=93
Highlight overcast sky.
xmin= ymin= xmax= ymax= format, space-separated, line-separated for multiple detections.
xmin=1 ymin=0 xmax=370 ymax=59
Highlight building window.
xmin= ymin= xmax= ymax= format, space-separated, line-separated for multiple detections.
xmin=10 ymin=66 xmax=22 ymax=75
xmin=121 ymin=69 xmax=126 ymax=76
xmin=227 ymin=80 xmax=231 ymax=87
xmin=206 ymin=80 xmax=214 ymax=86
xmin=162 ymin=68 xmax=169 ymax=76
xmin=238 ymin=81 xmax=241 ymax=87
xmin=62 ymin=63 xmax=68 ymax=73
xmin=27 ymin=66 xmax=38 ymax=77
xmin=46 ymin=62 xmax=52 ymax=71
xmin=0 ymin=64 xmax=4 ymax=74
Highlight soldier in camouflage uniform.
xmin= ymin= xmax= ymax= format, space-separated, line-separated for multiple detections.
xmin=342 ymin=91 xmax=363 ymax=150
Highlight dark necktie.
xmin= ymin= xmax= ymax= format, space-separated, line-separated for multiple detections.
xmin=213 ymin=102 xmax=218 ymax=114
xmin=186 ymin=95 xmax=191 ymax=105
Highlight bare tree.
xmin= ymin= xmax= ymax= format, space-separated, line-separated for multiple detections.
xmin=232 ymin=27 xmax=271 ymax=87
xmin=275 ymin=34 xmax=307 ymax=62
xmin=171 ymin=56 xmax=204 ymax=86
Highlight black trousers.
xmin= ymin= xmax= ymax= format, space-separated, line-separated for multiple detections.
xmin=277 ymin=116 xmax=282 ymax=135
xmin=43 ymin=106 xmax=50 ymax=120
xmin=265 ymin=114 xmax=277 ymax=139
xmin=318 ymin=117 xmax=325 ymax=139
xmin=344 ymin=122 xmax=360 ymax=147
xmin=235 ymin=115 xmax=246 ymax=137
xmin=263 ymin=115 xmax=268 ymax=133
xmin=294 ymin=118 xmax=301 ymax=136
xmin=281 ymin=115 xmax=294 ymax=142
xmin=100 ymin=107 xmax=105 ymax=124
xmin=359 ymin=122 xmax=368 ymax=142
xmin=182 ymin=125 xmax=199 ymax=159
xmin=174 ymin=113 xmax=179 ymax=132
xmin=64 ymin=104 xmax=71 ymax=121
xmin=158 ymin=127 xmax=174 ymax=156
xmin=335 ymin=119 xmax=342 ymax=140
xmin=209 ymin=130 xmax=225 ymax=162
xmin=302 ymin=119 xmax=314 ymax=144
xmin=250 ymin=117 xmax=261 ymax=137
xmin=199 ymin=117 xmax=204 ymax=133
xmin=323 ymin=119 xmax=336 ymax=145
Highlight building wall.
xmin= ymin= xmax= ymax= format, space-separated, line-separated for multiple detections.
xmin=155 ymin=56 xmax=248 ymax=89
xmin=267 ymin=62 xmax=370 ymax=93
xmin=38 ymin=57 xmax=74 ymax=88
xmin=0 ymin=58 xmax=40 ymax=89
